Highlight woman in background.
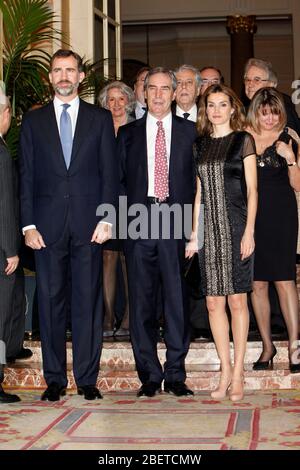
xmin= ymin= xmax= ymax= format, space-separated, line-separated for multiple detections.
xmin=247 ymin=87 xmax=300 ymax=373
xmin=98 ymin=81 xmax=135 ymax=337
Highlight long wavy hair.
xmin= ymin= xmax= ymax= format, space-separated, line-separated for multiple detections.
xmin=197 ymin=84 xmax=245 ymax=136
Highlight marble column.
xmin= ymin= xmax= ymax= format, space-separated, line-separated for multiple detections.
xmin=61 ymin=0 xmax=70 ymax=48
xmin=226 ymin=15 xmax=257 ymax=99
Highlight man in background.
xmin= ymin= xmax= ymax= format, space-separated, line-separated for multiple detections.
xmin=0 ymin=91 xmax=21 ymax=403
xmin=174 ymin=64 xmax=201 ymax=121
xmin=243 ymin=58 xmax=300 ymax=134
xmin=133 ymin=66 xmax=150 ymax=119
xmin=199 ymin=66 xmax=224 ymax=95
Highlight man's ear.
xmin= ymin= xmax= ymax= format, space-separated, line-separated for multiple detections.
xmin=79 ymin=72 xmax=85 ymax=83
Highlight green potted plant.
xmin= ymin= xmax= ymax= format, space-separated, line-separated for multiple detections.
xmin=0 ymin=0 xmax=61 ymax=157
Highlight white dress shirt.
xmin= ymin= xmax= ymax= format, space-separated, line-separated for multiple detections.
xmin=53 ymin=95 xmax=80 ymax=138
xmin=146 ymin=111 xmax=172 ymax=197
xmin=135 ymin=101 xmax=147 ymax=120
xmin=22 ymin=96 xmax=80 ymax=234
xmin=176 ymin=103 xmax=197 ymax=122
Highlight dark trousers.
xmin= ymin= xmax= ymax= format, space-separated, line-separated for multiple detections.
xmin=0 ymin=264 xmax=25 ymax=382
xmin=0 ymin=264 xmax=16 ymax=383
xmin=126 ymin=237 xmax=190 ymax=385
xmin=6 ymin=267 xmax=26 ymax=357
xmin=34 ymin=219 xmax=103 ymax=388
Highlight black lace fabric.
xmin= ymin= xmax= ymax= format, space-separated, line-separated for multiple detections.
xmin=193 ymin=131 xmax=255 ymax=296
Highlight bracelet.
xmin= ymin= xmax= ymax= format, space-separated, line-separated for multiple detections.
xmin=287 ymin=161 xmax=297 ymax=166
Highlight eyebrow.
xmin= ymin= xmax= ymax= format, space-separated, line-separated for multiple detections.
xmin=207 ymin=100 xmax=228 ymax=104
xmin=52 ymin=67 xmax=77 ymax=72
xmin=148 ymin=84 xmax=171 ymax=90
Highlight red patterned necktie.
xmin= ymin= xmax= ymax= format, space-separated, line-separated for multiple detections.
xmin=154 ymin=121 xmax=169 ymax=201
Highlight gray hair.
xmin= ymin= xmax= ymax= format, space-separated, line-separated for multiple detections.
xmin=174 ymin=64 xmax=202 ymax=87
xmin=98 ymin=81 xmax=135 ymax=115
xmin=244 ymin=58 xmax=278 ymax=86
xmin=144 ymin=67 xmax=177 ymax=92
xmin=0 ymin=95 xmax=10 ymax=115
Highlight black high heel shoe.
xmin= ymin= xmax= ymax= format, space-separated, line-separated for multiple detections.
xmin=253 ymin=345 xmax=277 ymax=370
xmin=289 ymin=348 xmax=300 ymax=374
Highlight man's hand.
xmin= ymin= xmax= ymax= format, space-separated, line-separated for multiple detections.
xmin=25 ymin=229 xmax=46 ymax=250
xmin=5 ymin=255 xmax=19 ymax=275
xmin=91 ymin=222 xmax=112 ymax=244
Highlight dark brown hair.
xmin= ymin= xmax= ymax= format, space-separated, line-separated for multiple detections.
xmin=50 ymin=49 xmax=84 ymax=73
xmin=197 ymin=84 xmax=245 ymax=136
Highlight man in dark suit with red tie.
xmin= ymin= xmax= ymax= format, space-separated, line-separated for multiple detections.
xmin=118 ymin=67 xmax=197 ymax=397
xmin=19 ymin=50 xmax=118 ymax=401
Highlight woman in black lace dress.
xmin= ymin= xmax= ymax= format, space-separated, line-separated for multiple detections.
xmin=186 ymin=84 xmax=257 ymax=401
xmin=247 ymin=87 xmax=300 ymax=373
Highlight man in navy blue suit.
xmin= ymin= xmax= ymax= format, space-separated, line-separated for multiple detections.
xmin=118 ymin=67 xmax=197 ymax=397
xmin=19 ymin=50 xmax=117 ymax=401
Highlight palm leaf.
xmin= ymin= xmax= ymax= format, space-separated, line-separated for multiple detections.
xmin=0 ymin=0 xmax=60 ymax=157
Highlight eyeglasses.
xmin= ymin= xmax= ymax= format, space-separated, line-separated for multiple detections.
xmin=244 ymin=77 xmax=269 ymax=85
xmin=201 ymin=79 xmax=220 ymax=86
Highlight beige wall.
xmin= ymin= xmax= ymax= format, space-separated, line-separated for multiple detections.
xmin=122 ymin=0 xmax=299 ymax=107
xmin=52 ymin=0 xmax=94 ymax=59
xmin=48 ymin=1 xmax=300 ymax=108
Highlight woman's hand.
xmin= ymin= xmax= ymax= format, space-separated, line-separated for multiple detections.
xmin=185 ymin=231 xmax=198 ymax=258
xmin=240 ymin=230 xmax=255 ymax=260
xmin=276 ymin=140 xmax=296 ymax=165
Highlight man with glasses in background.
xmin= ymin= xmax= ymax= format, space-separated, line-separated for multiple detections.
xmin=199 ymin=66 xmax=224 ymax=95
xmin=243 ymin=58 xmax=300 ymax=134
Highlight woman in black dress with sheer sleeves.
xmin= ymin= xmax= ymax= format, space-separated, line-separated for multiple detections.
xmin=247 ymin=87 xmax=300 ymax=373
xmin=186 ymin=84 xmax=257 ymax=401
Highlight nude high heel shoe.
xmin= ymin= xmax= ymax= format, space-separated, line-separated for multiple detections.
xmin=229 ymin=376 xmax=245 ymax=402
xmin=211 ymin=374 xmax=232 ymax=399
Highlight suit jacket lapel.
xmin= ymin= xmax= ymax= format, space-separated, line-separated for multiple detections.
xmin=169 ymin=115 xmax=184 ymax=196
xmin=135 ymin=115 xmax=148 ymax=192
xmin=45 ymin=103 xmax=68 ymax=173
xmin=69 ymin=99 xmax=94 ymax=167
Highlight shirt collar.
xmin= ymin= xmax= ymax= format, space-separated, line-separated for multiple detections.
xmin=136 ymin=100 xmax=146 ymax=110
xmin=147 ymin=111 xmax=172 ymax=126
xmin=53 ymin=95 xmax=80 ymax=109
xmin=176 ymin=103 xmax=197 ymax=116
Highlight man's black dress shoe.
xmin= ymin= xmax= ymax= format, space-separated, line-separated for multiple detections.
xmin=41 ymin=383 xmax=66 ymax=402
xmin=77 ymin=385 xmax=103 ymax=400
xmin=0 ymin=386 xmax=21 ymax=403
xmin=7 ymin=347 xmax=33 ymax=363
xmin=164 ymin=381 xmax=194 ymax=396
xmin=137 ymin=381 xmax=161 ymax=397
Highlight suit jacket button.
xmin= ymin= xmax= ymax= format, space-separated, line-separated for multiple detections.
xmin=64 ymin=195 xmax=69 ymax=199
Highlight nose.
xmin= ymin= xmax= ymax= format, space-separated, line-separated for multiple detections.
xmin=61 ymin=69 xmax=68 ymax=80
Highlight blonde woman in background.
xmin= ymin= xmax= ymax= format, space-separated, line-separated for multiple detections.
xmin=246 ymin=87 xmax=300 ymax=373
